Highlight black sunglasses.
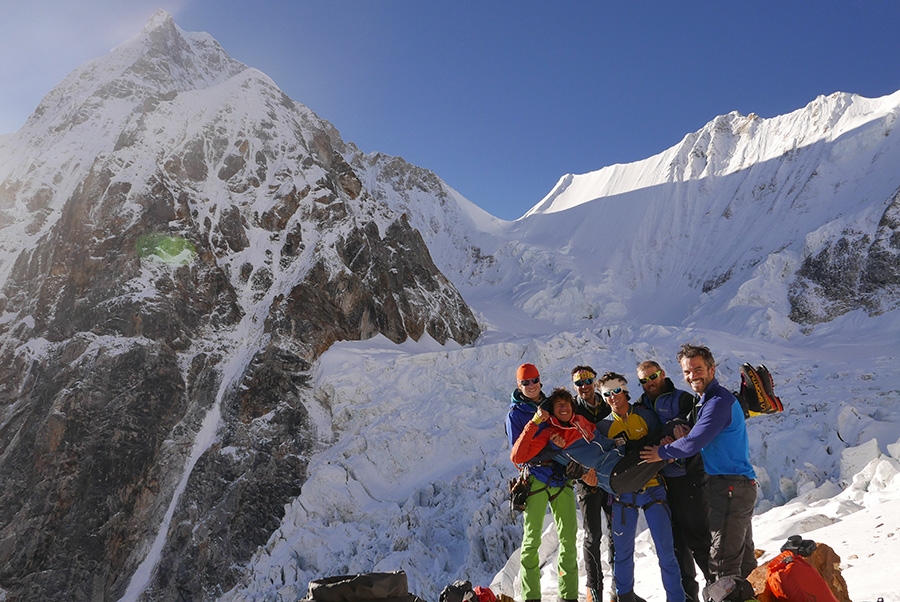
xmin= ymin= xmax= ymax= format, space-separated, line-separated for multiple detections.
xmin=519 ymin=377 xmax=540 ymax=386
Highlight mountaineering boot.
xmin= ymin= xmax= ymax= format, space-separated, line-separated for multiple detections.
xmin=756 ymin=364 xmax=784 ymax=412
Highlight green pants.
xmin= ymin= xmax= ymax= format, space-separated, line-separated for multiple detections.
xmin=520 ymin=476 xmax=578 ymax=601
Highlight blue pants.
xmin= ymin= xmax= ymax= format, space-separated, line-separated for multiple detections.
xmin=611 ymin=485 xmax=685 ymax=602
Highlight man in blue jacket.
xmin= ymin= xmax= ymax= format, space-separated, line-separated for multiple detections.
xmin=636 ymin=360 xmax=712 ymax=602
xmin=639 ymin=345 xmax=757 ymax=582
xmin=506 ymin=363 xmax=578 ymax=602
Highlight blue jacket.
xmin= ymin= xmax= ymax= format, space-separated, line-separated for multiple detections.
xmin=506 ymin=389 xmax=568 ymax=487
xmin=639 ymin=378 xmax=705 ymax=478
xmin=656 ymin=378 xmax=755 ymax=480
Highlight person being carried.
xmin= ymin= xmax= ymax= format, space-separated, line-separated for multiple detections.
xmin=505 ymin=364 xmax=578 ymax=602
xmin=511 ymin=386 xmax=599 ymax=464
xmin=636 ymin=360 xmax=712 ymax=602
xmin=595 ymin=372 xmax=685 ymax=602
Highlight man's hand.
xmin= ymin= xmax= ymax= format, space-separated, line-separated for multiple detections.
xmin=640 ymin=445 xmax=662 ymax=463
xmin=582 ymin=468 xmax=598 ymax=487
xmin=672 ymin=423 xmax=690 ymax=439
xmin=549 ymin=432 xmax=567 ymax=447
xmin=532 ymin=406 xmax=551 ymax=424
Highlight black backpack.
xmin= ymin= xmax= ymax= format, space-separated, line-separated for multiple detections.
xmin=304 ymin=571 xmax=424 ymax=602
xmin=439 ymin=579 xmax=476 ymax=602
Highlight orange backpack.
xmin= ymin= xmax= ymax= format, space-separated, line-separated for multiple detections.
xmin=766 ymin=550 xmax=838 ymax=602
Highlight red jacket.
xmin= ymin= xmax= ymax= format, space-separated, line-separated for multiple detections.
xmin=510 ymin=414 xmax=597 ymax=465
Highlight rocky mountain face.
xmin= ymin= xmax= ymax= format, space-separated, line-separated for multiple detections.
xmin=788 ymin=184 xmax=900 ymax=325
xmin=0 ymin=11 xmax=479 ymax=602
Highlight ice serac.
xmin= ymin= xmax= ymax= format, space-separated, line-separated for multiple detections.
xmin=0 ymin=10 xmax=479 ymax=602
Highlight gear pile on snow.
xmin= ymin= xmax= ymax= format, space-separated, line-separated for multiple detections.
xmin=747 ymin=537 xmax=850 ymax=602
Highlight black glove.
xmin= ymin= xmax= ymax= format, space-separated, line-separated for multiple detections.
xmin=564 ymin=460 xmax=586 ymax=480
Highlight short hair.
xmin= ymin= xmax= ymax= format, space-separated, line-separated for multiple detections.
xmin=598 ymin=371 xmax=630 ymax=401
xmin=676 ymin=343 xmax=715 ymax=368
xmin=548 ymin=387 xmax=575 ymax=416
xmin=571 ymin=365 xmax=596 ymax=377
xmin=637 ymin=360 xmax=662 ymax=373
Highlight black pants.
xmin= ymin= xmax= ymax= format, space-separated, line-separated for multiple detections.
xmin=578 ymin=483 xmax=614 ymax=594
xmin=665 ymin=473 xmax=713 ymax=602
xmin=707 ymin=475 xmax=757 ymax=580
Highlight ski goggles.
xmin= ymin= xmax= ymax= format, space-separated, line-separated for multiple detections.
xmin=602 ymin=387 xmax=624 ymax=398
xmin=639 ymin=370 xmax=662 ymax=385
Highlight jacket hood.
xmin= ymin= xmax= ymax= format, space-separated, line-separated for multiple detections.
xmin=510 ymin=388 xmax=546 ymax=409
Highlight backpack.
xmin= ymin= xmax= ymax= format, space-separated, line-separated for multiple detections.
xmin=439 ymin=580 xmax=476 ymax=602
xmin=766 ymin=550 xmax=839 ymax=602
xmin=608 ymin=448 xmax=667 ymax=494
xmin=702 ymin=575 xmax=756 ymax=602
xmin=737 ymin=363 xmax=784 ymax=418
xmin=304 ymin=571 xmax=424 ymax=602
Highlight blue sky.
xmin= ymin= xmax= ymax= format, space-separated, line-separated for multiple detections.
xmin=2 ymin=1 xmax=899 ymax=220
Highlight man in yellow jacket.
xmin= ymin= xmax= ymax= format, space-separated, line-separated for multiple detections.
xmin=596 ymin=372 xmax=685 ymax=602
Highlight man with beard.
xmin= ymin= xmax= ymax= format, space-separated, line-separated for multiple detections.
xmin=636 ymin=360 xmax=712 ymax=601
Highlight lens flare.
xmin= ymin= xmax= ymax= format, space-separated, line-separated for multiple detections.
xmin=136 ymin=233 xmax=197 ymax=266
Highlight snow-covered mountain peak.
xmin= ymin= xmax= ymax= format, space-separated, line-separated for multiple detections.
xmin=17 ymin=10 xmax=245 ymax=138
xmin=527 ymin=90 xmax=900 ymax=217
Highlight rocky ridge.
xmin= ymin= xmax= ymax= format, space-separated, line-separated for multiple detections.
xmin=0 ymin=11 xmax=479 ymax=601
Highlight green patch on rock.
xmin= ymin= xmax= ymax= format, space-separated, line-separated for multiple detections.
xmin=136 ymin=233 xmax=197 ymax=266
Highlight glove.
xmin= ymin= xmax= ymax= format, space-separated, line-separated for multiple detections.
xmin=564 ymin=460 xmax=586 ymax=480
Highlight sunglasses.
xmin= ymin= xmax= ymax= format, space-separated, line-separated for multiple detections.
xmin=602 ymin=387 xmax=623 ymax=398
xmin=639 ymin=370 xmax=662 ymax=385
xmin=573 ymin=377 xmax=595 ymax=387
xmin=519 ymin=377 xmax=540 ymax=386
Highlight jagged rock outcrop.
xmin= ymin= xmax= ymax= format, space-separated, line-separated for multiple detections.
xmin=0 ymin=10 xmax=479 ymax=602
xmin=789 ymin=185 xmax=900 ymax=324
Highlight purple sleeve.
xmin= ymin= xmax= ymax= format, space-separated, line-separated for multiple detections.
xmin=657 ymin=394 xmax=732 ymax=460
